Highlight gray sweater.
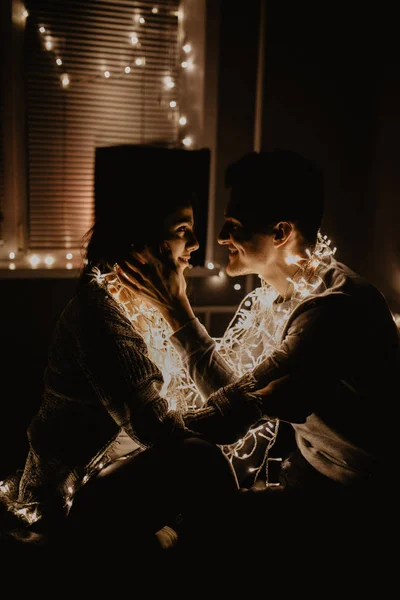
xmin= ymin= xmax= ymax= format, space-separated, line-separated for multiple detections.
xmin=171 ymin=257 xmax=400 ymax=486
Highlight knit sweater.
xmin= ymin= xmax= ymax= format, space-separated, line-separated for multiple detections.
xmin=171 ymin=257 xmax=400 ymax=486
xmin=0 ymin=276 xmax=262 ymax=529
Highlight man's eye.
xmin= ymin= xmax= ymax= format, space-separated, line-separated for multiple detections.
xmin=177 ymin=226 xmax=187 ymax=233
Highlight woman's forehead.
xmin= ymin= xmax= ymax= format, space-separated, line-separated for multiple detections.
xmin=164 ymin=205 xmax=194 ymax=226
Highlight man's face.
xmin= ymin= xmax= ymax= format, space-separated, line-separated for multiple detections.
xmin=217 ymin=211 xmax=274 ymax=277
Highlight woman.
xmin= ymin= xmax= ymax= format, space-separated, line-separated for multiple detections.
xmin=0 ymin=177 xmax=265 ymax=566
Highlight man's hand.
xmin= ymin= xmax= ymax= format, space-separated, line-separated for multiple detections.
xmin=252 ymin=373 xmax=313 ymax=423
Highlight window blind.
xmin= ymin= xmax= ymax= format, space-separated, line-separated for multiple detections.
xmin=0 ymin=94 xmax=4 ymax=247
xmin=24 ymin=0 xmax=181 ymax=251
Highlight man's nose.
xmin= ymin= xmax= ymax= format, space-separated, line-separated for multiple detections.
xmin=217 ymin=224 xmax=230 ymax=245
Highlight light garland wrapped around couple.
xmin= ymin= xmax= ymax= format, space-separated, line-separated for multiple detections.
xmin=0 ymin=233 xmax=338 ymax=526
xmin=94 ymin=231 xmax=337 ymax=487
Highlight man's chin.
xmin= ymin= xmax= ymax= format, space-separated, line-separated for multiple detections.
xmin=225 ymin=264 xmax=245 ymax=277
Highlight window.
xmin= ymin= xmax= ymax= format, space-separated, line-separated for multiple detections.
xmin=0 ymin=0 xmax=203 ymax=273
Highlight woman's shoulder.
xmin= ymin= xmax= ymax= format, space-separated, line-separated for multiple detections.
xmin=75 ymin=279 xmax=146 ymax=342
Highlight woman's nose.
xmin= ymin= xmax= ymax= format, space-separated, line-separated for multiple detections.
xmin=188 ymin=232 xmax=199 ymax=251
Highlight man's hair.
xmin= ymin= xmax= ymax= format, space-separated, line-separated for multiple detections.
xmin=225 ymin=149 xmax=324 ymax=244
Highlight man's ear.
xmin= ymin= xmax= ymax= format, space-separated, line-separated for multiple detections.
xmin=272 ymin=222 xmax=293 ymax=245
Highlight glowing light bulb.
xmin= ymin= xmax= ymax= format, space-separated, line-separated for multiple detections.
xmin=125 ymin=66 xmax=131 ymax=73
xmin=181 ymin=61 xmax=188 ymax=68
xmin=61 ymin=73 xmax=70 ymax=87
xmin=131 ymin=33 xmax=139 ymax=45
xmin=234 ymin=283 xmax=241 ymax=290
xmin=169 ymin=100 xmax=177 ymax=108
xmin=135 ymin=57 xmax=145 ymax=66
xmin=179 ymin=116 xmax=187 ymax=126
xmin=9 ymin=263 xmax=16 ymax=270
xmin=44 ymin=255 xmax=55 ymax=267
xmin=104 ymin=70 xmax=111 ymax=78
xmin=152 ymin=7 xmax=159 ymax=13
xmin=56 ymin=57 xmax=62 ymax=66
xmin=139 ymin=17 xmax=145 ymax=24
xmin=207 ymin=262 xmax=214 ymax=270
xmin=163 ymin=75 xmax=174 ymax=88
xmin=66 ymin=252 xmax=73 ymax=260
xmin=29 ymin=254 xmax=40 ymax=268
xmin=8 ymin=251 xmax=15 ymax=259
xmin=182 ymin=136 xmax=192 ymax=147
xmin=45 ymin=39 xmax=53 ymax=51
xmin=183 ymin=43 xmax=191 ymax=53
xmin=66 ymin=263 xmax=73 ymax=270
xmin=39 ymin=26 xmax=46 ymax=33
xmin=22 ymin=9 xmax=29 ymax=18
xmin=286 ymin=254 xmax=302 ymax=265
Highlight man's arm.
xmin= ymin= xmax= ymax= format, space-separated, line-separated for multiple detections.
xmin=171 ymin=318 xmax=239 ymax=399
xmin=174 ymin=295 xmax=354 ymax=425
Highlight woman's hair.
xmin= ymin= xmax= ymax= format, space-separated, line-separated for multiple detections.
xmin=225 ymin=149 xmax=325 ymax=245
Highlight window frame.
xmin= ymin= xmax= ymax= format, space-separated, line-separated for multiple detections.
xmin=1 ymin=0 xmax=211 ymax=278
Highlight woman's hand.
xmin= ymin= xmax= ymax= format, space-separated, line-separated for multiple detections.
xmin=116 ymin=245 xmax=196 ymax=331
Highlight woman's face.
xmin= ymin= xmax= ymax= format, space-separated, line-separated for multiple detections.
xmin=162 ymin=205 xmax=199 ymax=272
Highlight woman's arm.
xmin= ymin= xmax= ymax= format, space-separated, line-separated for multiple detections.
xmin=80 ymin=289 xmax=260 ymax=447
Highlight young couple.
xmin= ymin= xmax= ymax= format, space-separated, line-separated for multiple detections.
xmin=1 ymin=148 xmax=398 ymax=571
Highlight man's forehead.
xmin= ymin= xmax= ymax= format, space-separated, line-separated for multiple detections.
xmin=224 ymin=199 xmax=245 ymax=222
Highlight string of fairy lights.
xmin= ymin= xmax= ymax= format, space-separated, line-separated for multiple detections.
xmin=6 ymin=3 xmax=195 ymax=272
xmin=0 ymin=232 xmax=335 ymax=525
xmin=1 ymin=232 xmax=400 ymax=525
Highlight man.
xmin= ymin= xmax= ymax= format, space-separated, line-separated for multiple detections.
xmin=118 ymin=149 xmax=399 ymax=557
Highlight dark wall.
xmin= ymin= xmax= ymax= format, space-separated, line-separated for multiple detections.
xmin=212 ymin=0 xmax=262 ymax=270
xmin=261 ymin=4 xmax=400 ymax=312
xmin=209 ymin=2 xmax=399 ymax=313
xmin=0 ymin=278 xmax=78 ymax=475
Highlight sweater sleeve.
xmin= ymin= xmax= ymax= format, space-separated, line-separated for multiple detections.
xmin=250 ymin=295 xmax=354 ymax=422
xmin=78 ymin=291 xmax=194 ymax=448
xmin=171 ymin=318 xmax=239 ymax=399
xmin=183 ymin=372 xmax=264 ymax=445
xmin=173 ymin=296 xmax=354 ymax=426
